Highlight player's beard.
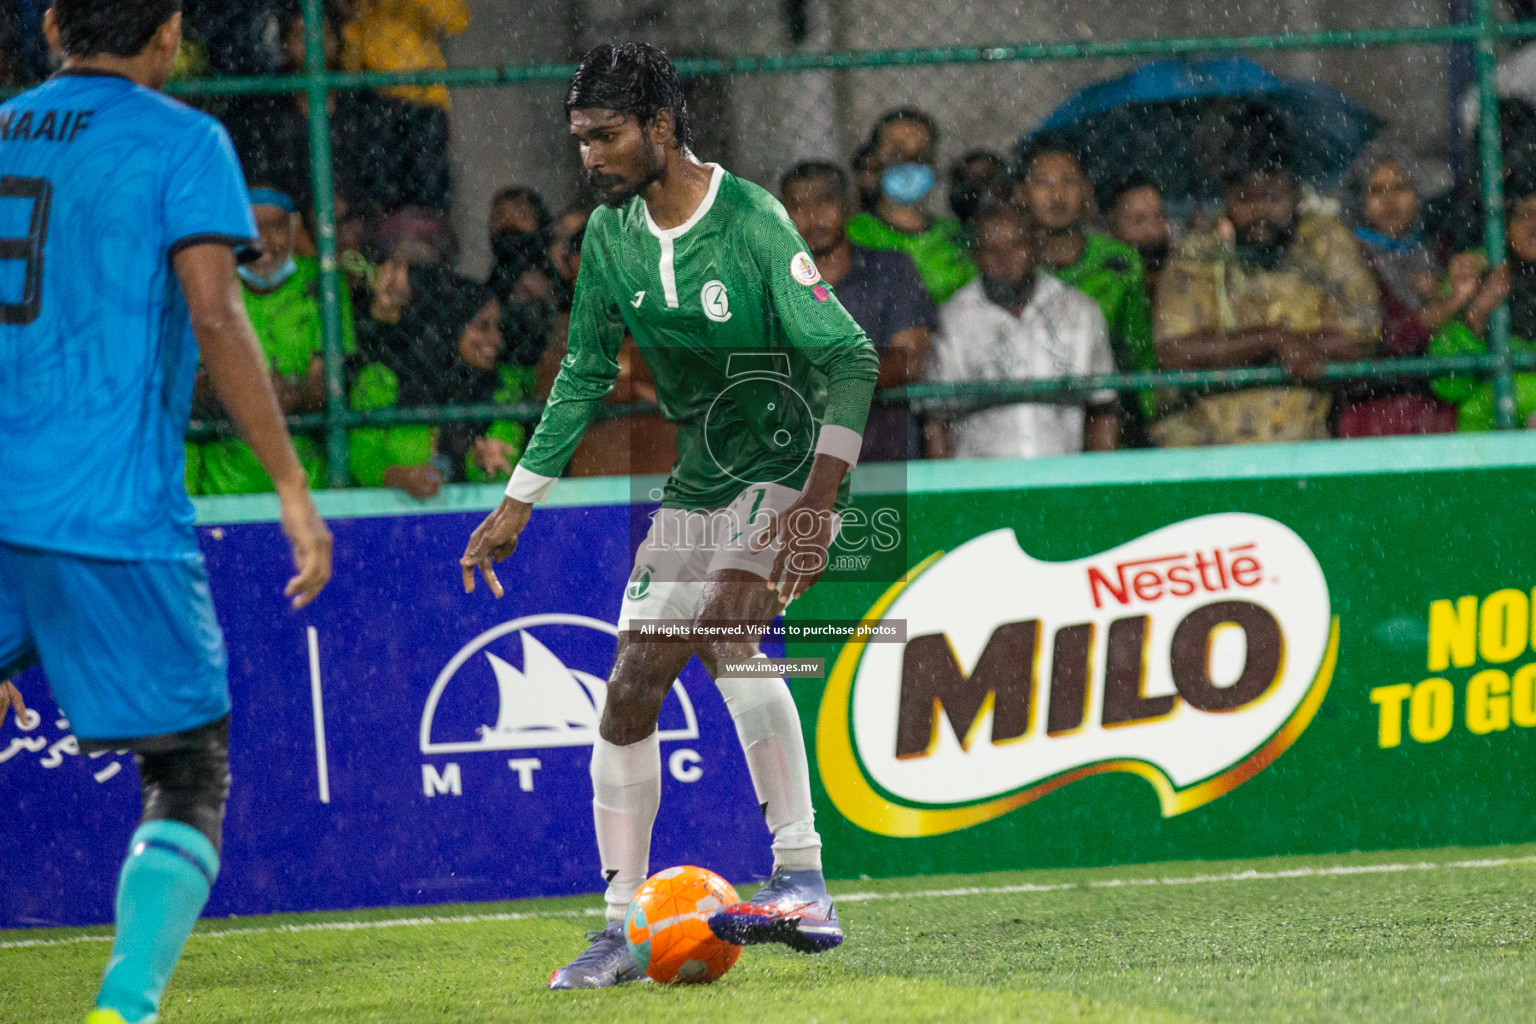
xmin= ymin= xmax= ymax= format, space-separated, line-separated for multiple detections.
xmin=589 ymin=146 xmax=665 ymax=209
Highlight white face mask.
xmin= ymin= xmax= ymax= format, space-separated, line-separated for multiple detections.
xmin=238 ymin=257 xmax=299 ymax=292
xmin=881 ymin=163 xmax=936 ymax=206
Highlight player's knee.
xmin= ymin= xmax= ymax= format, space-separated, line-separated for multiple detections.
xmin=599 ymin=674 xmax=670 ymax=745
xmin=136 ymin=716 xmax=231 ymax=853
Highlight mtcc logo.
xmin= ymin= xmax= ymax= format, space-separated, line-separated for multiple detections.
xmin=419 ymin=614 xmax=702 ymax=796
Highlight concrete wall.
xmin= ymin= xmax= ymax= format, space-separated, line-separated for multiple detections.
xmin=442 ymin=0 xmax=579 ymax=278
xmin=442 ymin=0 xmax=1463 ymax=270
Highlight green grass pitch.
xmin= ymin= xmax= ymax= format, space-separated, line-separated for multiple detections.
xmin=4 ymin=843 xmax=1534 ymax=1024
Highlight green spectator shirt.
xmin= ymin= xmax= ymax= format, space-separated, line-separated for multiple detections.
xmin=1042 ymin=232 xmax=1157 ymax=418
xmin=348 ymin=362 xmax=531 ymax=487
xmin=1429 ymin=319 xmax=1536 ymax=430
xmin=199 ymin=257 xmax=356 ymax=495
xmin=845 ymin=212 xmax=975 ymax=305
xmin=521 ymin=165 xmax=880 ymax=512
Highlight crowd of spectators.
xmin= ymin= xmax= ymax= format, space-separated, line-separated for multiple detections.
xmin=775 ymin=101 xmax=1533 ymax=464
xmin=82 ymin=4 xmax=1533 ymax=494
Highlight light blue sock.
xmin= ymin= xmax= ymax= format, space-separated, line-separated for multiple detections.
xmin=95 ymin=821 xmax=220 ymax=1024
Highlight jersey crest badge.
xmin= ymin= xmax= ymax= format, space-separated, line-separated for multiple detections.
xmin=626 ymin=563 xmax=654 ymax=600
xmin=790 ymin=251 xmax=822 ymax=286
xmin=701 ymin=280 xmax=732 ymax=323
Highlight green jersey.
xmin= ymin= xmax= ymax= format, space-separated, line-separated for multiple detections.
xmin=1430 ymin=319 xmax=1536 ymax=431
xmin=348 ymin=361 xmax=530 ymax=486
xmin=520 ymin=165 xmax=880 ymax=511
xmin=199 ymin=257 xmax=355 ymax=495
xmin=242 ymin=257 xmax=357 ymax=375
xmin=845 ymin=212 xmax=975 ymax=304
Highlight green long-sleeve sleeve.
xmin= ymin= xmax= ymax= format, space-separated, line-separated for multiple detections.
xmin=515 ymin=250 xmax=625 ymax=480
xmin=753 ymin=206 xmax=881 ymax=438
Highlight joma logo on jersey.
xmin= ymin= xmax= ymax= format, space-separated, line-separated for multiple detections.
xmin=701 ymin=280 xmax=732 ymax=322
xmin=816 ymin=514 xmax=1338 ymax=838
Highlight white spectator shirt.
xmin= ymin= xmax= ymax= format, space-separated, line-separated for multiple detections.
xmin=929 ymin=274 xmax=1115 ymax=459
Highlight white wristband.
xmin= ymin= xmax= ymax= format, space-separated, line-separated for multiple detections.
xmin=505 ymin=464 xmax=558 ymax=505
xmin=814 ymin=424 xmax=864 ymax=470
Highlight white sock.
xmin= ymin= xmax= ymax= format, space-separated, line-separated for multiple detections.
xmin=590 ymin=731 xmax=661 ymax=924
xmin=715 ymin=657 xmax=823 ymax=873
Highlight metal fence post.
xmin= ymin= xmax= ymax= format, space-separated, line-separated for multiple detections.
xmin=1449 ymin=0 xmax=1474 ymax=180
xmin=1476 ymin=0 xmax=1514 ymax=428
xmin=302 ymin=0 xmax=350 ymax=485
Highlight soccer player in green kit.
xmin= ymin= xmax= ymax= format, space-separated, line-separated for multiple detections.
xmin=459 ymin=43 xmax=880 ymax=988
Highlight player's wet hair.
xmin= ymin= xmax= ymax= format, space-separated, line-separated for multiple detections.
xmin=780 ymin=161 xmax=848 ymax=198
xmin=53 ymin=0 xmax=181 ymax=59
xmin=566 ymin=43 xmax=693 ymax=151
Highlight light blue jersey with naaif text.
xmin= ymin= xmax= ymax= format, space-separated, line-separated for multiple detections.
xmin=0 ymin=71 xmax=256 ymax=560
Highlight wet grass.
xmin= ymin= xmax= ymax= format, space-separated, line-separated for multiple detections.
xmin=4 ymin=843 xmax=1534 ymax=1023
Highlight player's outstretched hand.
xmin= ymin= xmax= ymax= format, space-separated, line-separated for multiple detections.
xmin=279 ymin=485 xmax=334 ymax=610
xmin=0 ymin=680 xmax=28 ymax=730
xmin=461 ymin=497 xmax=533 ymax=598
xmin=752 ymin=495 xmax=838 ymax=607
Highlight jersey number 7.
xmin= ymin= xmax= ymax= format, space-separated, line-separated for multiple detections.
xmin=0 ymin=175 xmax=52 ymax=326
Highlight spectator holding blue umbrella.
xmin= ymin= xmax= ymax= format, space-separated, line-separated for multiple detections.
xmin=1152 ymin=119 xmax=1381 ymax=447
xmin=1024 ymin=57 xmax=1383 ymax=206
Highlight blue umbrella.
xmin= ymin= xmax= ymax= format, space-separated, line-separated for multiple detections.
xmin=1018 ymin=57 xmax=1385 ymax=204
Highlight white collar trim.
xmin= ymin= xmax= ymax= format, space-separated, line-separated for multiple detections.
xmin=643 ymin=163 xmax=724 ymax=241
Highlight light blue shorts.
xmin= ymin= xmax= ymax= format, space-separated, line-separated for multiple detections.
xmin=0 ymin=543 xmax=229 ymax=746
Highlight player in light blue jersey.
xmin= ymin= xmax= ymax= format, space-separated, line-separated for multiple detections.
xmin=0 ymin=3 xmax=333 ymax=1022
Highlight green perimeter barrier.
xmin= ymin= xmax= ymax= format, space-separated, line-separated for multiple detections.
xmin=193 ymin=433 xmax=1536 ymax=870
xmin=153 ymin=8 xmax=1536 ymax=479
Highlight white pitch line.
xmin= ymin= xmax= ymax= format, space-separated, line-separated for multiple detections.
xmin=835 ymin=854 xmax=1536 ymax=903
xmin=0 ymin=907 xmax=607 ymax=951
xmin=5 ymin=853 xmax=1535 ymax=952
xmin=836 ymin=881 xmax=1075 ymax=902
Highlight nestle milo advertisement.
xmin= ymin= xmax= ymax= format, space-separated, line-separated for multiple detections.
xmin=789 ymin=462 xmax=1536 ymax=877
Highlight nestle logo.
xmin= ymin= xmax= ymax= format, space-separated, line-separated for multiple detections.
xmin=1087 ymin=544 xmax=1264 ymax=609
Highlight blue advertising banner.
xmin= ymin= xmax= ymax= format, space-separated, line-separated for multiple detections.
xmin=1 ymin=500 xmax=772 ymax=928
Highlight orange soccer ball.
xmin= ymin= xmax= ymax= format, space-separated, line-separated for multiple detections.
xmin=624 ymin=865 xmax=742 ymax=984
